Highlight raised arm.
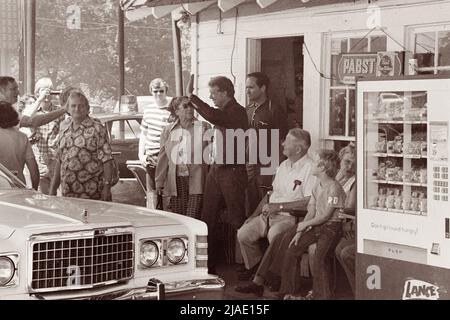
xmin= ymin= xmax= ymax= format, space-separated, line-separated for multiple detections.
xmin=20 ymin=108 xmax=66 ymax=128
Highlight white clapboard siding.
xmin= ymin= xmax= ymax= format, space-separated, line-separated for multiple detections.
xmin=191 ymin=0 xmax=450 ymax=146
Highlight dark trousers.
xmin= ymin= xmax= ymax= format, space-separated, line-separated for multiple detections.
xmin=201 ymin=165 xmax=247 ymax=269
xmin=255 ymin=221 xmax=341 ymax=299
xmin=280 ymin=222 xmax=342 ymax=299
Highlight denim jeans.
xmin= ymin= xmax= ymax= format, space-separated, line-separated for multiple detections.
xmin=279 ymin=221 xmax=342 ymax=299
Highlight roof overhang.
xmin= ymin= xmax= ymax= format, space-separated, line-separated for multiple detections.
xmin=120 ymin=0 xmax=354 ymax=21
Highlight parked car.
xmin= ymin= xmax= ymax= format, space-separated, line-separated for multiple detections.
xmin=96 ymin=113 xmax=143 ymax=179
xmin=0 ymin=163 xmax=224 ymax=300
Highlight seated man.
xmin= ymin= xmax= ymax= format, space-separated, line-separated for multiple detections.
xmin=236 ymin=128 xmax=316 ymax=280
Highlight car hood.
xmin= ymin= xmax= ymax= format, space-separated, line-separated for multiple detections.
xmin=0 ymin=190 xmax=179 ymax=235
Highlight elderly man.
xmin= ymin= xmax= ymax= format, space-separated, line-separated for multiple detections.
xmin=49 ymin=90 xmax=114 ymax=201
xmin=236 ymin=128 xmax=316 ymax=280
xmin=0 ymin=76 xmax=66 ymax=128
xmin=187 ymin=75 xmax=249 ymax=275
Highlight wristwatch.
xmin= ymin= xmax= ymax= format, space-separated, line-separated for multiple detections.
xmin=279 ymin=204 xmax=284 ymax=211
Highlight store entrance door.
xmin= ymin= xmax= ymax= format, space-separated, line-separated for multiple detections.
xmin=247 ymin=36 xmax=304 ymax=129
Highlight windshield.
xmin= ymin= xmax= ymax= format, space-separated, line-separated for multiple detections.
xmin=0 ymin=163 xmax=26 ymax=190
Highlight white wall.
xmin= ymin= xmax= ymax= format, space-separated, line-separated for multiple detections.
xmin=191 ymin=0 xmax=450 ymax=148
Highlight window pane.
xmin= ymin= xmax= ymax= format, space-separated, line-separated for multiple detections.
xmin=329 ymin=89 xmax=346 ymax=136
xmin=348 ymin=90 xmax=356 ymax=137
xmin=415 ymin=32 xmax=435 ymax=68
xmin=349 ymin=38 xmax=368 ymax=53
xmin=438 ymin=31 xmax=450 ymax=67
xmin=370 ymin=36 xmax=387 ymax=52
xmin=331 ymin=39 xmax=347 ymax=86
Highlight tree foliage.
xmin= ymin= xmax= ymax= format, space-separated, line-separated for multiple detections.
xmin=35 ymin=0 xmax=186 ymax=107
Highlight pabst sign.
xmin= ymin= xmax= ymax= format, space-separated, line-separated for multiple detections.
xmin=338 ymin=53 xmax=378 ymax=85
xmin=337 ymin=52 xmax=403 ymax=84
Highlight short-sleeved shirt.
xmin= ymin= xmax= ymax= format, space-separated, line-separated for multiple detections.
xmin=309 ymin=179 xmax=346 ymax=222
xmin=140 ymin=99 xmax=172 ymax=158
xmin=56 ymin=116 xmax=112 ymax=200
xmin=28 ymin=105 xmax=64 ymax=175
xmin=0 ymin=127 xmax=35 ymax=183
xmin=270 ymin=155 xmax=316 ymax=206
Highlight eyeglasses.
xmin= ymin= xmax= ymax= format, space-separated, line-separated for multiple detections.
xmin=153 ymin=90 xmax=165 ymax=94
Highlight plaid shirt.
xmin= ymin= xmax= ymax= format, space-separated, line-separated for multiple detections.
xmin=31 ymin=104 xmax=64 ymax=175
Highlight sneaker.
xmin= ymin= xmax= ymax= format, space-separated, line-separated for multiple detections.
xmin=235 ymin=283 xmax=264 ymax=297
xmin=305 ymin=290 xmax=314 ymax=300
xmin=283 ymin=294 xmax=306 ymax=300
xmin=283 ymin=290 xmax=314 ymax=300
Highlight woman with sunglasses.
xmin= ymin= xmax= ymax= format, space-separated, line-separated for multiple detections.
xmin=138 ymin=78 xmax=173 ymax=190
xmin=155 ymin=96 xmax=211 ymax=218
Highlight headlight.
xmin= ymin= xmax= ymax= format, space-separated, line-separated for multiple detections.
xmin=167 ymin=238 xmax=186 ymax=264
xmin=140 ymin=241 xmax=159 ymax=267
xmin=0 ymin=257 xmax=15 ymax=286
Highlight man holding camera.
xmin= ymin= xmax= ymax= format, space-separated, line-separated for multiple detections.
xmin=23 ymin=77 xmax=64 ymax=194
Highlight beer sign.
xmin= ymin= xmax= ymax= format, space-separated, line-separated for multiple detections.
xmin=337 ymin=52 xmax=404 ymax=84
xmin=338 ymin=53 xmax=378 ymax=84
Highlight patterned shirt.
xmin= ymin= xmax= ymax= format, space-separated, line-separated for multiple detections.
xmin=56 ymin=116 xmax=113 ymax=200
xmin=30 ymin=105 xmax=64 ymax=175
xmin=140 ymin=99 xmax=172 ymax=158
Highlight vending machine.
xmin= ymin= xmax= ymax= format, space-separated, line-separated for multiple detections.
xmin=356 ymin=76 xmax=450 ymax=300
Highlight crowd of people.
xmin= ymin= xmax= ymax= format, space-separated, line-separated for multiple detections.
xmin=0 ymin=72 xmax=356 ymax=300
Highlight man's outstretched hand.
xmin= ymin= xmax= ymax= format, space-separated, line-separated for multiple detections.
xmin=186 ymin=74 xmax=195 ymax=96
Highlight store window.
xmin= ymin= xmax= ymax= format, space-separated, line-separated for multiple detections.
xmin=327 ymin=34 xmax=387 ymax=142
xmin=411 ymin=26 xmax=450 ymax=75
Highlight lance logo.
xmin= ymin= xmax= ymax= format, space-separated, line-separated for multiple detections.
xmin=402 ymin=279 xmax=440 ymax=300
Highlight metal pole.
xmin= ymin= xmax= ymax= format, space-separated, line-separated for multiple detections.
xmin=25 ymin=0 xmax=35 ymax=95
xmin=172 ymin=19 xmax=183 ymax=96
xmin=118 ymin=4 xmax=125 ymax=101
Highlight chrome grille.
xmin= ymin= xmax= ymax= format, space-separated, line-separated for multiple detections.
xmin=30 ymin=229 xmax=134 ymax=293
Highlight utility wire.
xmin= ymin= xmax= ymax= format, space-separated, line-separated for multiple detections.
xmin=230 ymin=8 xmax=239 ymax=84
xmin=303 ymin=41 xmax=335 ymax=80
xmin=348 ymin=27 xmax=376 ymax=52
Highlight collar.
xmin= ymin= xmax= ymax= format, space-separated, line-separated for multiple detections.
xmin=222 ymin=97 xmax=237 ymax=110
xmin=168 ymin=118 xmax=197 ymax=133
xmin=66 ymin=116 xmax=94 ymax=131
xmin=286 ymin=154 xmax=309 ymax=169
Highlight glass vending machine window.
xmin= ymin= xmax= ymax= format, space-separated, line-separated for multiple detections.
xmin=363 ymin=90 xmax=428 ymax=215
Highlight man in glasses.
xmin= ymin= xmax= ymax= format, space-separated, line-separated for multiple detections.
xmin=138 ymin=78 xmax=173 ymax=191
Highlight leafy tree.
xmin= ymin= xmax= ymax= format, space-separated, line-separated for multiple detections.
xmin=35 ymin=0 xmax=187 ymax=107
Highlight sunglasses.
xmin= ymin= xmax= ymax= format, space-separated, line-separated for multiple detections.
xmin=180 ymin=103 xmax=193 ymax=109
xmin=153 ymin=90 xmax=165 ymax=94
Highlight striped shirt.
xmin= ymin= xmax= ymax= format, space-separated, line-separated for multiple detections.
xmin=140 ymin=99 xmax=172 ymax=157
